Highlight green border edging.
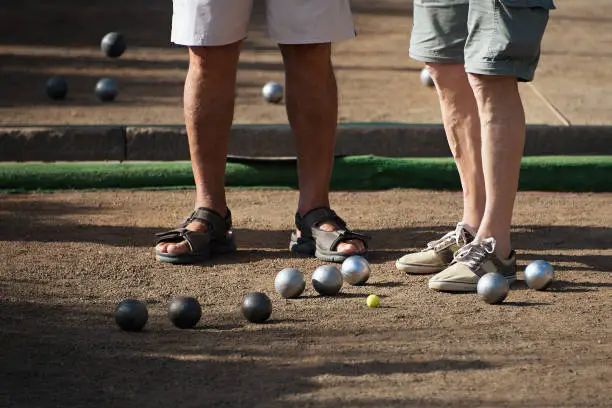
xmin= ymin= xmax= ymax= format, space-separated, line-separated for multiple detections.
xmin=0 ymin=156 xmax=610 ymax=193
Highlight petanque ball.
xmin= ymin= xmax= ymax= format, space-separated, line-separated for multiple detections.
xmin=242 ymin=292 xmax=272 ymax=323
xmin=115 ymin=299 xmax=148 ymax=332
xmin=168 ymin=296 xmax=202 ymax=329
xmin=45 ymin=76 xmax=68 ymax=100
xmin=101 ymin=32 xmax=126 ymax=58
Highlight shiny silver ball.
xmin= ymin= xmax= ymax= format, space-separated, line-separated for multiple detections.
xmin=341 ymin=255 xmax=371 ymax=286
xmin=262 ymin=81 xmax=283 ymax=103
xmin=524 ymin=260 xmax=554 ymax=291
xmin=420 ymin=67 xmax=434 ymax=87
xmin=477 ymin=273 xmax=509 ymax=304
xmin=274 ymin=268 xmax=305 ymax=299
xmin=312 ymin=265 xmax=343 ymax=296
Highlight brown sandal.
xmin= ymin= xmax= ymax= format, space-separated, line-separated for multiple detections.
xmin=155 ymin=207 xmax=236 ymax=264
xmin=289 ymin=207 xmax=370 ymax=263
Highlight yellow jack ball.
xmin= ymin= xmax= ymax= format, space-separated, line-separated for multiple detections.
xmin=366 ymin=294 xmax=380 ymax=308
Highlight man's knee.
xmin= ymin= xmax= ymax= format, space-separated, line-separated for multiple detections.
xmin=425 ymin=63 xmax=467 ymax=88
xmin=187 ymin=42 xmax=242 ymax=71
xmin=467 ymin=73 xmax=517 ymax=95
xmin=280 ymin=43 xmax=332 ymax=70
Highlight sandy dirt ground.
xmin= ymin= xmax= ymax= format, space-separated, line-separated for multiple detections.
xmin=1 ymin=189 xmax=611 ymax=407
xmin=1 ymin=1 xmax=611 ymax=406
xmin=1 ymin=0 xmax=612 ymax=126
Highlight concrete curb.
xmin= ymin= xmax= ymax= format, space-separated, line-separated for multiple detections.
xmin=1 ymin=124 xmax=612 ymax=161
xmin=0 ymin=126 xmax=125 ymax=162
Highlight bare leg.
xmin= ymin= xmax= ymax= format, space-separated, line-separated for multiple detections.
xmin=427 ymin=63 xmax=485 ymax=230
xmin=468 ymin=74 xmax=526 ymax=258
xmin=156 ymin=42 xmax=241 ymax=255
xmin=280 ymin=43 xmax=363 ymax=254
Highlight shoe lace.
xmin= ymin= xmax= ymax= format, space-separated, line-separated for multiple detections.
xmin=454 ymin=237 xmax=497 ymax=270
xmin=425 ymin=223 xmax=472 ymax=252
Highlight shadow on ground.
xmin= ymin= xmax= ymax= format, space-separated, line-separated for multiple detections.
xmin=0 ymin=300 xmax=493 ymax=408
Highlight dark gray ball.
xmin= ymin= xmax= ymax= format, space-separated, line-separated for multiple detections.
xmin=115 ymin=299 xmax=148 ymax=332
xmin=45 ymin=76 xmax=68 ymax=100
xmin=95 ymin=78 xmax=118 ymax=102
xmin=101 ymin=32 xmax=126 ymax=58
xmin=168 ymin=297 xmax=202 ymax=329
xmin=242 ymin=292 xmax=272 ymax=323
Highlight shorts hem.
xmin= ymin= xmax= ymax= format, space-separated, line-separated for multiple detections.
xmin=271 ymin=32 xmax=355 ymax=45
xmin=465 ymin=62 xmax=535 ymax=82
xmin=409 ymin=51 xmax=464 ymax=64
xmin=170 ymin=34 xmax=246 ymax=47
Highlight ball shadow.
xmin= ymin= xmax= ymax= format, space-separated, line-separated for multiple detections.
xmin=503 ymin=301 xmax=552 ymax=307
xmin=298 ymin=292 xmax=383 ymax=300
xmin=366 ymin=281 xmax=405 ymax=288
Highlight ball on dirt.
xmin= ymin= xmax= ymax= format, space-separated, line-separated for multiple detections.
xmin=312 ymin=265 xmax=343 ymax=296
xmin=274 ymin=268 xmax=305 ymax=299
xmin=101 ymin=32 xmax=126 ymax=58
xmin=477 ymin=273 xmax=510 ymax=304
xmin=524 ymin=260 xmax=554 ymax=291
xmin=366 ymin=294 xmax=380 ymax=308
xmin=95 ymin=78 xmax=118 ymax=102
xmin=168 ymin=296 xmax=202 ymax=329
xmin=420 ymin=67 xmax=434 ymax=87
xmin=45 ymin=76 xmax=68 ymax=100
xmin=115 ymin=299 xmax=148 ymax=332
xmin=262 ymin=81 xmax=283 ymax=104
xmin=341 ymin=255 xmax=371 ymax=286
xmin=241 ymin=292 xmax=272 ymax=323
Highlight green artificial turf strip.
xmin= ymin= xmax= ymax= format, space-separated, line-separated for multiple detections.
xmin=0 ymin=156 xmax=610 ymax=193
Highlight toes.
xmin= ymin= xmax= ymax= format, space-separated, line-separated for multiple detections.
xmin=167 ymin=241 xmax=191 ymax=255
xmin=155 ymin=242 xmax=169 ymax=252
xmin=337 ymin=239 xmax=365 ymax=255
xmin=157 ymin=241 xmax=190 ymax=255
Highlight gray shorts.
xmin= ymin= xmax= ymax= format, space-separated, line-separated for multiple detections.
xmin=409 ymin=0 xmax=555 ymax=82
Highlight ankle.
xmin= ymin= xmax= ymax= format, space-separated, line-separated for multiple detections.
xmin=460 ymin=220 xmax=480 ymax=235
xmin=297 ymin=202 xmax=330 ymax=217
xmin=474 ymin=231 xmax=512 ymax=259
xmin=484 ymin=238 xmax=512 ymax=260
xmin=495 ymin=246 xmax=513 ymax=260
xmin=193 ymin=203 xmax=227 ymax=218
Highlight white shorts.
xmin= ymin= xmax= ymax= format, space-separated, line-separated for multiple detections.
xmin=171 ymin=0 xmax=355 ymax=46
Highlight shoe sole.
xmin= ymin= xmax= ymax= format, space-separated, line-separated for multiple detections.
xmin=290 ymin=237 xmax=366 ymax=264
xmin=155 ymin=239 xmax=237 ymax=265
xmin=429 ymin=275 xmax=517 ymax=292
xmin=396 ymin=261 xmax=446 ymax=275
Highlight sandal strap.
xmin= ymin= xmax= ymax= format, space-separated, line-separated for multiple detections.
xmin=295 ymin=207 xmax=346 ymax=237
xmin=311 ymin=228 xmax=370 ymax=252
xmin=183 ymin=207 xmax=232 ymax=238
xmin=157 ymin=207 xmax=232 ymax=244
xmin=155 ymin=228 xmax=210 ymax=253
xmin=295 ymin=207 xmax=370 ymax=251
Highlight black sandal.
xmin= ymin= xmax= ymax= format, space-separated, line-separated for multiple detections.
xmin=155 ymin=207 xmax=236 ymax=264
xmin=289 ymin=207 xmax=370 ymax=263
